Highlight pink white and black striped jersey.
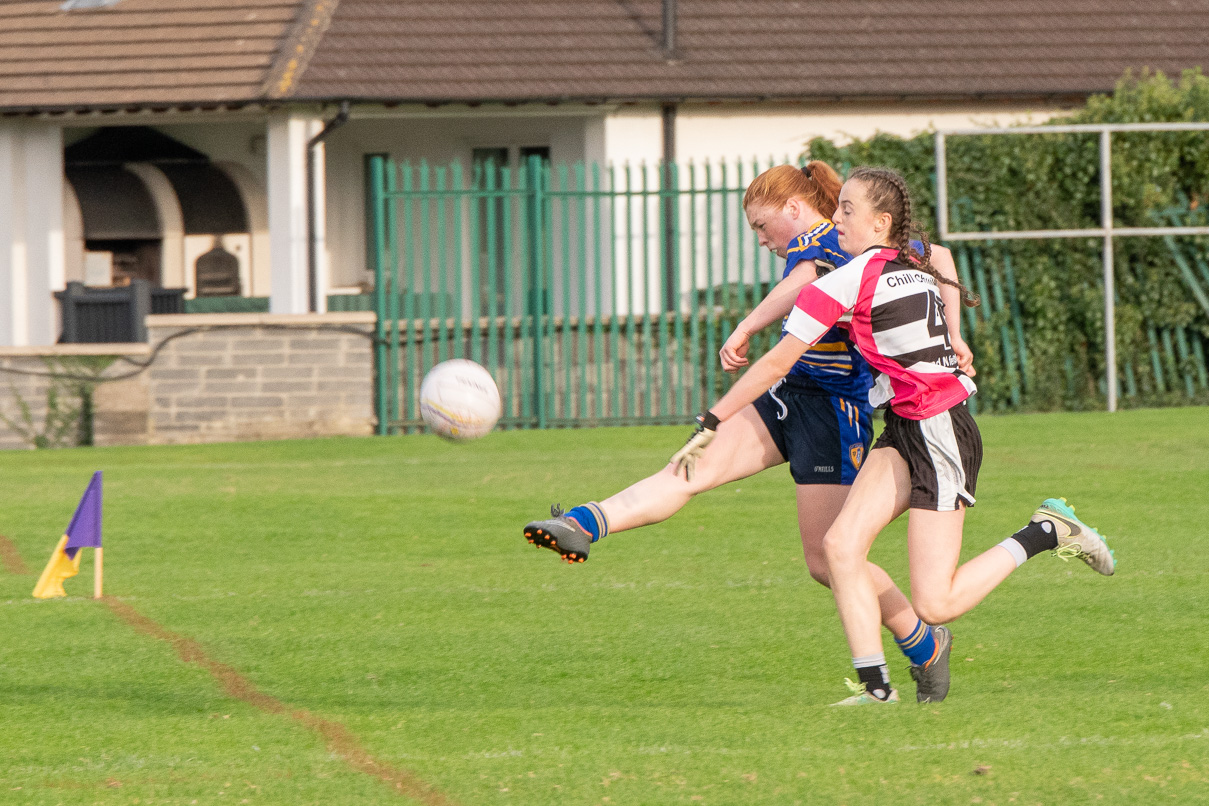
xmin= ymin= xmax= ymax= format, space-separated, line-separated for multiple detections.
xmin=785 ymin=246 xmax=977 ymax=420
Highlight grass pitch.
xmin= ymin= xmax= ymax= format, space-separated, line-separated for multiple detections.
xmin=0 ymin=407 xmax=1207 ymax=805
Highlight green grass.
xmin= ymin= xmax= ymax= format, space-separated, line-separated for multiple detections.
xmin=1 ymin=407 xmax=1207 ymax=805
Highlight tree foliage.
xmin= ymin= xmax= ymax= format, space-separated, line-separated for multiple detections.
xmin=806 ymin=69 xmax=1209 ymax=411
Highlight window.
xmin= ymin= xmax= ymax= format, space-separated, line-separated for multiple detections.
xmin=363 ymin=153 xmax=390 ymax=282
xmin=518 ymin=146 xmax=551 ymax=165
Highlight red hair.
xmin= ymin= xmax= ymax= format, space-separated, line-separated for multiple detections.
xmin=743 ymin=161 xmax=842 ymax=218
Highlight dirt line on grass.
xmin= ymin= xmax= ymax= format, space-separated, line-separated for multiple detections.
xmin=104 ymin=597 xmax=457 ymax=806
xmin=0 ymin=534 xmax=31 ymax=575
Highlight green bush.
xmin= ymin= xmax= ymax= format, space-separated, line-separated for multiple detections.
xmin=806 ymin=69 xmax=1209 ymax=411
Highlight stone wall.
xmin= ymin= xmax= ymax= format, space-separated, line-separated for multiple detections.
xmin=0 ymin=344 xmax=150 ymax=450
xmin=144 ymin=313 xmax=375 ymax=444
xmin=0 ymin=312 xmax=377 ymax=449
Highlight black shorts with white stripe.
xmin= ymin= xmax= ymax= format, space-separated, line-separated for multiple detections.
xmin=872 ymin=402 xmax=982 ymax=512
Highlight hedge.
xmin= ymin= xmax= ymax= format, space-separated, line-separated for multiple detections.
xmin=806 ymin=69 xmax=1209 ymax=411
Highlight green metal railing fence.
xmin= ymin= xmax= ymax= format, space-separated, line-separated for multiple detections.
xmin=368 ymin=154 xmax=800 ymax=434
xmin=367 ymin=156 xmax=1209 ymax=433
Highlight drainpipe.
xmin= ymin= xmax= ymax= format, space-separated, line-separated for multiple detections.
xmin=661 ymin=101 xmax=677 ymax=310
xmin=661 ymin=1 xmax=678 ymax=308
xmin=662 ymin=0 xmax=676 ymax=59
xmin=306 ymin=100 xmax=351 ymax=313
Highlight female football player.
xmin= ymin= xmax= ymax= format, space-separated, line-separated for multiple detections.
xmin=525 ymin=162 xmax=971 ymax=702
xmin=670 ymin=167 xmax=1115 ymax=705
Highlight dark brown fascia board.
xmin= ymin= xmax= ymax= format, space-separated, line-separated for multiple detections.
xmin=0 ymin=101 xmax=278 ymax=117
xmin=0 ymin=89 xmax=1095 ymax=117
xmin=283 ymin=90 xmax=1095 ymax=107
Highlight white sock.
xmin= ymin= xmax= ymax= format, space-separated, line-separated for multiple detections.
xmin=997 ymin=537 xmax=1029 ymax=568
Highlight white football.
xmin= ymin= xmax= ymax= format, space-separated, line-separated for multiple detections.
xmin=419 ymin=359 xmax=502 ymax=441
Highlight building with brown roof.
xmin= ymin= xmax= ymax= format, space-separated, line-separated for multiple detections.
xmin=1 ymin=0 xmax=1205 ymax=345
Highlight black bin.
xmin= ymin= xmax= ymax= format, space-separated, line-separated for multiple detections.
xmin=56 ymin=280 xmax=186 ymax=343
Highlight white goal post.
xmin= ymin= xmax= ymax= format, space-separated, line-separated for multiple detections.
xmin=935 ymin=121 xmax=1209 ymax=412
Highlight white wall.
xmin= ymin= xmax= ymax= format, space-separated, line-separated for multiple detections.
xmin=312 ymin=101 xmax=1075 ymax=317
xmin=156 ymin=121 xmax=269 ymax=187
xmin=124 ymin=162 xmax=185 ymax=289
xmin=603 ymin=100 xmax=1073 ymax=166
xmin=214 ymin=161 xmax=271 ymax=297
xmin=267 ymin=114 xmax=320 ymax=314
xmin=0 ymin=121 xmax=64 ymax=346
xmin=63 ymin=181 xmax=84 ymax=284
xmin=589 ymin=101 xmax=1077 ymax=314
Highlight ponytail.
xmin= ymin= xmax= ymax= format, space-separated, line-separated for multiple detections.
xmin=744 ymin=161 xmax=842 ymax=218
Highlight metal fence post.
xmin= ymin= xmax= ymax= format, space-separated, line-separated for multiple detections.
xmin=1100 ymin=129 xmax=1117 ymax=412
xmin=526 ymin=154 xmax=549 ymax=428
xmin=936 ymin=121 xmax=1209 ymax=412
xmin=385 ymin=161 xmax=401 ymax=432
xmin=368 ymin=155 xmax=390 ymax=435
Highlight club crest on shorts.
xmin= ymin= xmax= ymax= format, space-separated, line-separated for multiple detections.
xmin=849 ymin=443 xmax=865 ymax=470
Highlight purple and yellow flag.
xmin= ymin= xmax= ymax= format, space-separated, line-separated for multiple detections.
xmin=33 ymin=471 xmax=102 ymax=599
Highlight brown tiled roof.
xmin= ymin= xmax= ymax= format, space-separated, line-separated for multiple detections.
xmin=1 ymin=0 xmax=1207 ymax=111
xmin=0 ymin=0 xmax=309 ymax=110
xmin=293 ymin=0 xmax=1209 ymax=103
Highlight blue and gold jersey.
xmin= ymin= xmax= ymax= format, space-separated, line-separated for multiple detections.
xmin=780 ymin=221 xmax=873 ymax=403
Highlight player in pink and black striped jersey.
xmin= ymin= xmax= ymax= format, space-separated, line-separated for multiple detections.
xmin=787 ymin=242 xmax=977 ymax=420
xmin=672 ymin=167 xmax=1116 ymax=705
xmin=526 ymin=163 xmax=968 ymax=701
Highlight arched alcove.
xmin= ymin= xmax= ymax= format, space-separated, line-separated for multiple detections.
xmin=214 ymin=160 xmax=269 ymax=297
xmin=64 ymin=164 xmax=162 ymax=285
xmin=124 ymin=162 xmax=185 ymax=289
xmin=63 ymin=126 xmax=257 ymax=297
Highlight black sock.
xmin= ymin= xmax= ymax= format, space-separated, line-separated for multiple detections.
xmin=855 ymin=662 xmax=891 ymax=700
xmin=1009 ymin=520 xmax=1059 ymax=559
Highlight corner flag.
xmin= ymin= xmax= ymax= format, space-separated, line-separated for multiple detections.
xmin=33 ymin=471 xmax=103 ymax=599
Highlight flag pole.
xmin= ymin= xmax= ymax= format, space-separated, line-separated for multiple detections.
xmin=93 ymin=547 xmax=103 ymax=599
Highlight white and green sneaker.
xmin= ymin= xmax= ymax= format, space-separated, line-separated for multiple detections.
xmin=1033 ymin=498 xmax=1116 ymax=576
xmin=829 ymin=678 xmax=900 ymax=706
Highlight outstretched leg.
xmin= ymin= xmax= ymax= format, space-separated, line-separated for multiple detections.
xmin=524 ymin=404 xmax=783 ymax=561
xmin=601 ymin=403 xmax=783 ymax=531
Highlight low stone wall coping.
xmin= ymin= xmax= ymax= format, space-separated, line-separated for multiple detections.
xmin=146 ymin=312 xmax=376 ymax=328
xmin=0 ymin=344 xmax=151 ymax=357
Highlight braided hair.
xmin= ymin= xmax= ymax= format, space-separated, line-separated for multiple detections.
xmin=847 ymin=167 xmax=980 ymax=307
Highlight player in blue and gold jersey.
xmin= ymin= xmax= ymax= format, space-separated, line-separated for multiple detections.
xmin=742 ymin=214 xmax=873 ymax=489
xmin=525 ymin=162 xmax=972 ymax=704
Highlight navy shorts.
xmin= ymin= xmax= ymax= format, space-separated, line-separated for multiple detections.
xmin=752 ymin=375 xmax=873 ymax=486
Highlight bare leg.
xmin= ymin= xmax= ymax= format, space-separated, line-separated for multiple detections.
xmin=822 ymin=447 xmax=912 ymax=658
xmin=907 ymin=508 xmax=1018 ymax=625
xmin=600 ymin=404 xmax=783 ymax=533
xmin=797 ymin=483 xmax=917 ymax=641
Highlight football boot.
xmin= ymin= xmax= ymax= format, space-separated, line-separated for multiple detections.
xmin=908 ymin=625 xmax=953 ymax=703
xmin=1033 ymin=498 xmax=1116 ymax=576
xmin=829 ymin=679 xmax=900 ymax=706
xmin=524 ymin=504 xmax=593 ymax=564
